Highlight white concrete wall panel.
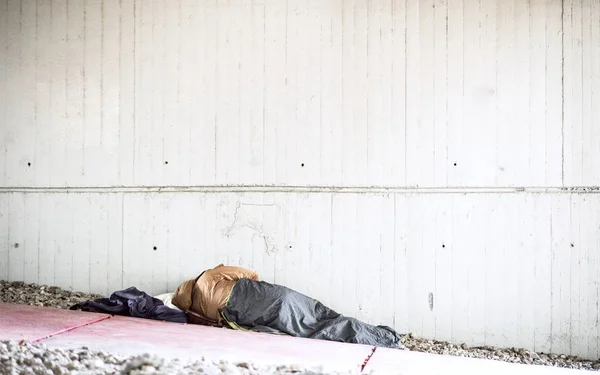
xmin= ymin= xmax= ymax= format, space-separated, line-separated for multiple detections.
xmin=0 ymin=0 xmax=579 ymax=188
xmin=563 ymin=0 xmax=600 ymax=186
xmin=1 ymin=192 xmax=600 ymax=358
xmin=1 ymin=0 xmax=600 ymax=360
xmin=0 ymin=192 xmax=123 ymax=296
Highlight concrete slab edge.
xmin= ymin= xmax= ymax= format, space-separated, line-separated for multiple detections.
xmin=29 ymin=314 xmax=113 ymax=343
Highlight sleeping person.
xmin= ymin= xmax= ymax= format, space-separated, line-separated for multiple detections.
xmin=171 ymin=264 xmax=404 ymax=349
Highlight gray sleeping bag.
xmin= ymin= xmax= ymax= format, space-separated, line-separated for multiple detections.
xmin=221 ymin=278 xmax=404 ymax=349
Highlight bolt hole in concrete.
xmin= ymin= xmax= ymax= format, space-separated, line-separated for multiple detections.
xmin=27 ymin=162 xmax=31 ymax=167
xmin=164 ymin=161 xmax=168 ymax=165
xmin=453 ymin=162 xmax=457 ymax=166
xmin=13 ymin=243 xmax=19 ymax=248
xmin=571 ymin=243 xmax=575 ymax=248
xmin=153 ymin=246 xmax=157 ymax=251
xmin=442 ymin=244 xmax=445 ymax=248
xmin=301 ymin=163 xmax=305 ymax=167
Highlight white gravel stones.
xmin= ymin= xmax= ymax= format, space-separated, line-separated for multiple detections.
xmin=0 ymin=280 xmax=103 ymax=309
xmin=0 ymin=340 xmax=362 ymax=375
xmin=2 ymin=280 xmax=600 ymax=372
xmin=401 ymin=334 xmax=600 ymax=371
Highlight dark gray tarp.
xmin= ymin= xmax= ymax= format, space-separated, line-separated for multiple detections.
xmin=221 ymin=278 xmax=404 ymax=349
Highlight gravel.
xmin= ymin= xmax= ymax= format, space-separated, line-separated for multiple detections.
xmin=0 ymin=340 xmax=363 ymax=375
xmin=2 ymin=280 xmax=600 ymax=372
xmin=0 ymin=280 xmax=103 ymax=309
xmin=401 ymin=334 xmax=600 ymax=371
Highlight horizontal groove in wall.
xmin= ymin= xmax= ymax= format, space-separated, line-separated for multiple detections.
xmin=0 ymin=185 xmax=599 ymax=194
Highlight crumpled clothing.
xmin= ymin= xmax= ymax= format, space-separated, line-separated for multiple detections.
xmin=70 ymin=286 xmax=187 ymax=323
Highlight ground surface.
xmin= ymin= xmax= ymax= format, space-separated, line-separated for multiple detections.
xmin=1 ymin=280 xmax=599 ymax=372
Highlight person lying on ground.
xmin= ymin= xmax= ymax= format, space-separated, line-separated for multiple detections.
xmin=171 ymin=264 xmax=405 ymax=349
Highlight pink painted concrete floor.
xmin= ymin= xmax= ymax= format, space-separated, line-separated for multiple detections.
xmin=0 ymin=302 xmax=110 ymax=342
xmin=0 ymin=302 xmax=592 ymax=374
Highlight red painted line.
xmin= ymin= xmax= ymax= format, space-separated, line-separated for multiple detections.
xmin=29 ymin=314 xmax=113 ymax=343
xmin=360 ymin=346 xmax=377 ymax=372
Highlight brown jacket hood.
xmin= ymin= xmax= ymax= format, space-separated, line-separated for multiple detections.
xmin=171 ymin=279 xmax=196 ymax=311
xmin=171 ymin=264 xmax=259 ymax=324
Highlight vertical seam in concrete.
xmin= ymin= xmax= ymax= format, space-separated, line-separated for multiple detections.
xmin=560 ymin=0 xmax=565 ymax=186
xmin=1 ymin=0 xmax=7 ymax=186
xmin=132 ymin=0 xmax=137 ymax=183
xmin=6 ymin=197 xmax=11 ymax=280
xmin=213 ymin=0 xmax=219 ymax=184
xmin=403 ymin=0 xmax=407 ymax=185
xmin=29 ymin=315 xmax=113 ymax=344
xmin=120 ymin=193 xmax=125 ymax=289
xmin=100 ymin=0 xmax=104 ymax=142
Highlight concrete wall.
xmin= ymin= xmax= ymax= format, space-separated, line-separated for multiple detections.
xmin=1 ymin=0 xmax=599 ymax=359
